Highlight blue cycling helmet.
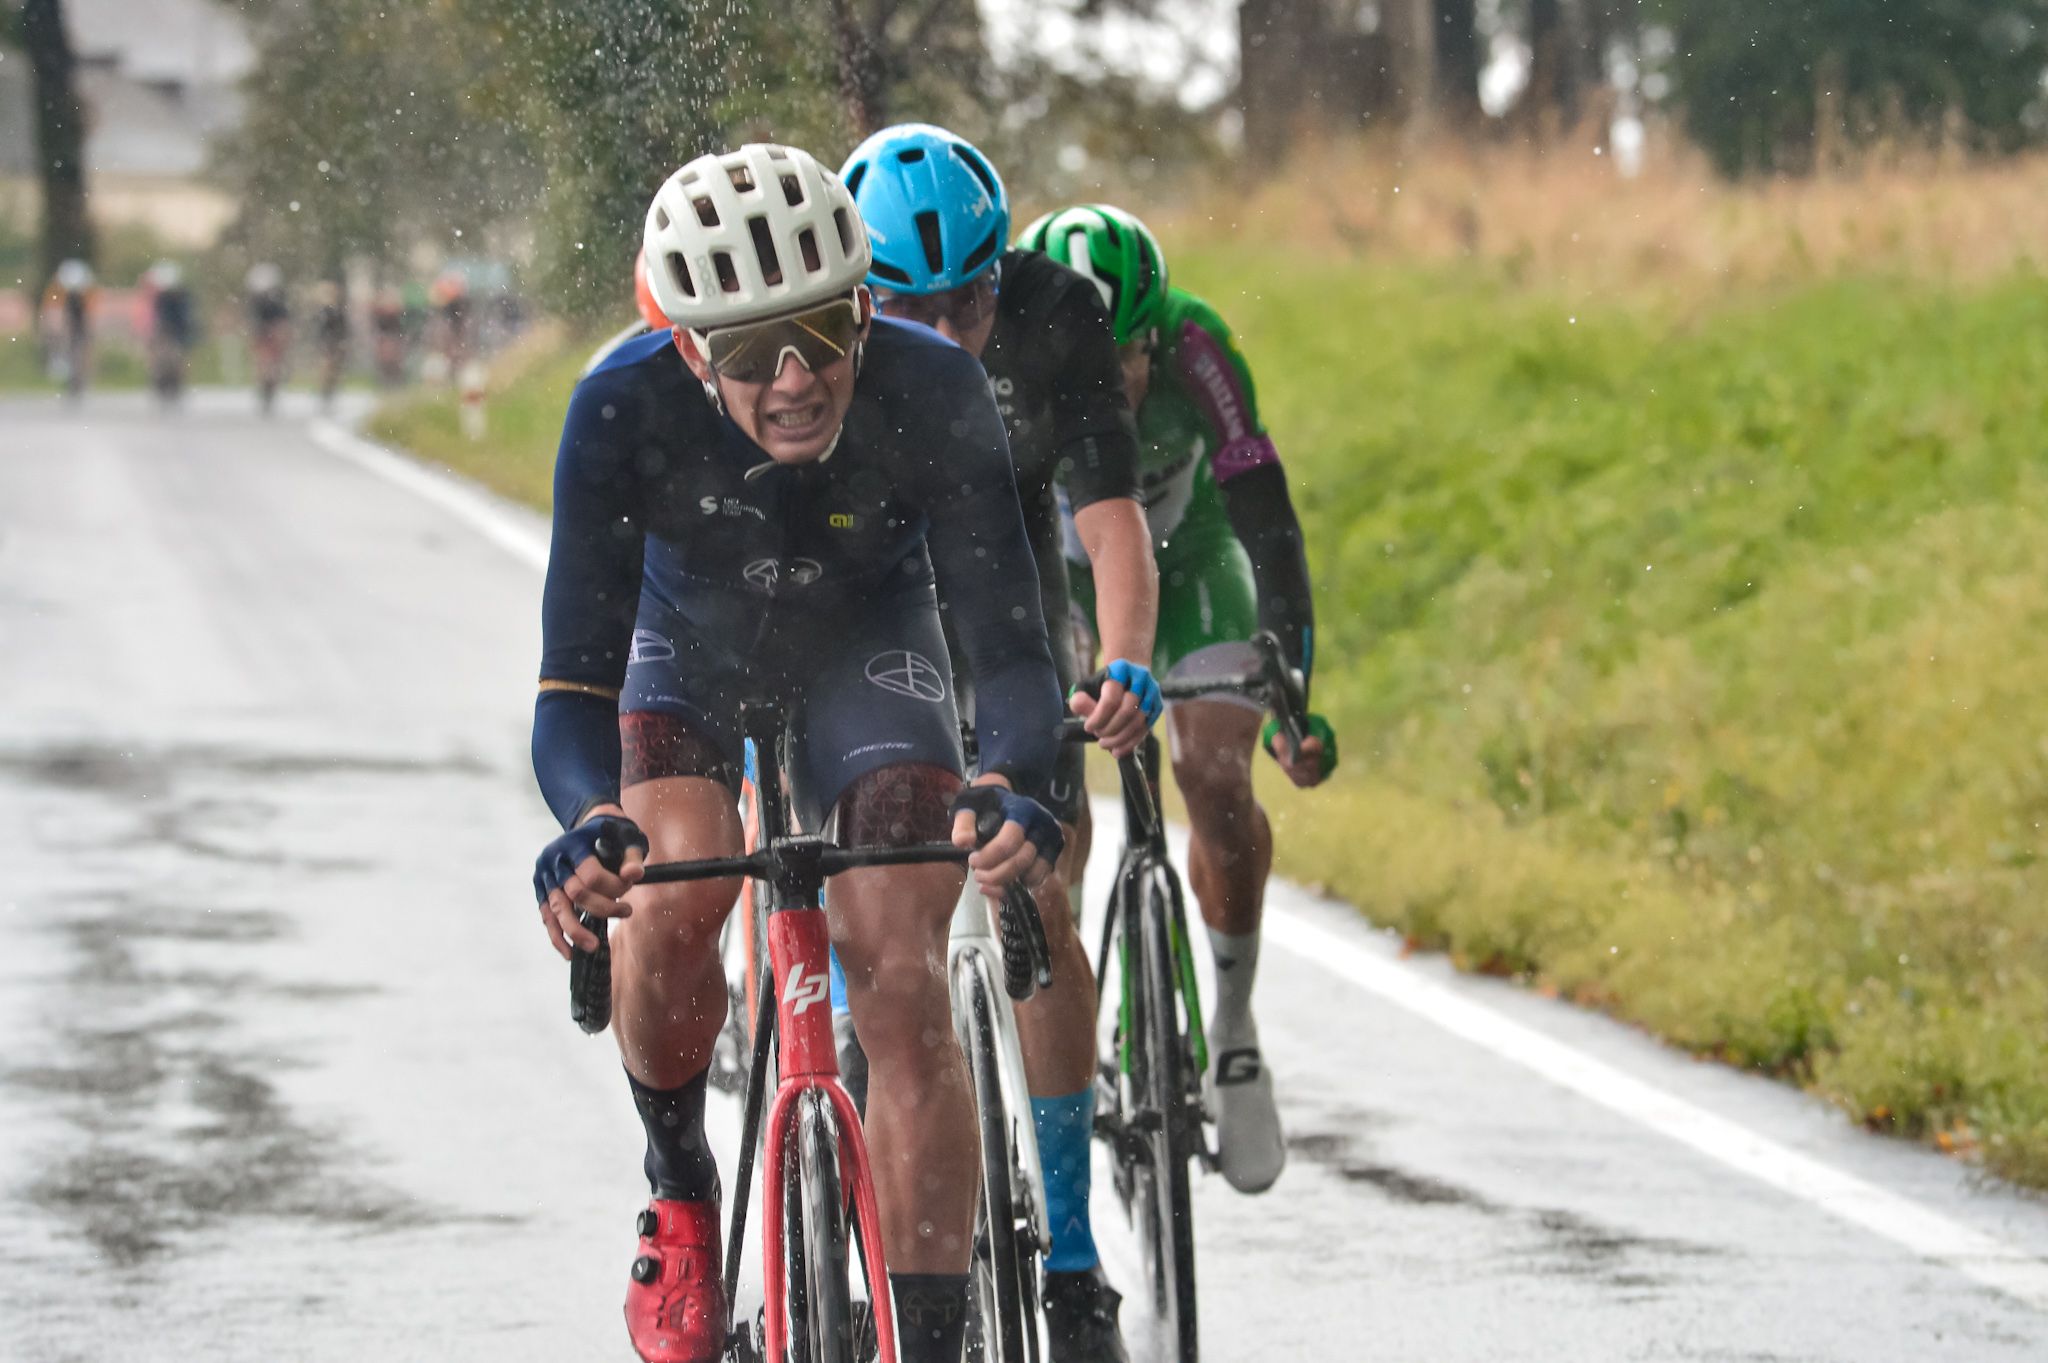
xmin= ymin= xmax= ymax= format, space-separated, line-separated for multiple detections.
xmin=840 ymin=123 xmax=1009 ymax=295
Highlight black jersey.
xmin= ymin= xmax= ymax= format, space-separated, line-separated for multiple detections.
xmin=977 ymin=249 xmax=1140 ymax=583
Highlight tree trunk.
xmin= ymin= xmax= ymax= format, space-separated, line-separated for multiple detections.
xmin=1434 ymin=0 xmax=1484 ymax=126
xmin=1380 ymin=0 xmax=1436 ymax=132
xmin=1238 ymin=0 xmax=1323 ymax=164
xmin=831 ymin=0 xmax=887 ymax=138
xmin=1523 ymin=0 xmax=1581 ymax=135
xmin=20 ymin=0 xmax=95 ymax=284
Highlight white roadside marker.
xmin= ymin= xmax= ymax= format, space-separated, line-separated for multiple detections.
xmin=312 ymin=415 xmax=2048 ymax=1316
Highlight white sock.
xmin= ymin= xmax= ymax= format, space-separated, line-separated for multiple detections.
xmin=1207 ymin=927 xmax=1260 ymax=1038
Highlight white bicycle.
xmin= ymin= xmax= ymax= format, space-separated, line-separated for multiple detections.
xmin=950 ymin=859 xmax=1054 ymax=1363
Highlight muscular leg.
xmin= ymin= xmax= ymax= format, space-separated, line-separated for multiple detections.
xmin=615 ymin=776 xmax=744 ymax=1088
xmin=1167 ymin=698 xmax=1285 ymax=1194
xmin=1061 ymin=800 xmax=1094 ymax=897
xmin=1017 ymin=837 xmax=1099 ymax=1095
xmin=827 ymin=767 xmax=978 ymax=1277
xmin=1168 ymin=700 xmax=1270 ymax=939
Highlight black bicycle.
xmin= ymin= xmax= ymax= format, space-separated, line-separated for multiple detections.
xmin=1079 ymin=631 xmax=1307 ymax=1363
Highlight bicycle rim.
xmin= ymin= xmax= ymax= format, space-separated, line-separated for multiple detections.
xmin=788 ymin=1090 xmax=858 ymax=1363
xmin=961 ymin=955 xmax=1034 ymax=1363
xmin=1133 ymin=876 xmax=1200 ymax=1362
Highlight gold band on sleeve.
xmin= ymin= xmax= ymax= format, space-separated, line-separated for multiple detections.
xmin=539 ymin=678 xmax=622 ymax=700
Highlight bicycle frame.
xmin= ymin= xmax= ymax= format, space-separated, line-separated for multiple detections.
xmin=628 ymin=703 xmax=916 ymax=1363
xmin=1090 ymin=736 xmax=1212 ymax=1106
xmin=741 ymin=705 xmax=897 ymax=1363
xmin=759 ymin=905 xmax=890 ymax=1363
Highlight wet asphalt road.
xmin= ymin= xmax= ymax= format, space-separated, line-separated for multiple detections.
xmin=3 ymin=391 xmax=2046 ymax=1362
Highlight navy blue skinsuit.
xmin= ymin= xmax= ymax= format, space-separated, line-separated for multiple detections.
xmin=531 ymin=319 xmax=1061 ymax=831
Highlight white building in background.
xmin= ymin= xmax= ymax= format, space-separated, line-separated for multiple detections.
xmin=0 ymin=0 xmax=253 ymax=248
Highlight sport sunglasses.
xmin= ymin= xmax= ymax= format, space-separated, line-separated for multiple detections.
xmin=693 ymin=296 xmax=863 ymax=385
xmin=873 ymin=262 xmax=1000 ymax=332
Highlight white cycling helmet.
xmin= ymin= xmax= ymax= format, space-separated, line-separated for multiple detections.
xmin=642 ymin=143 xmax=871 ymax=330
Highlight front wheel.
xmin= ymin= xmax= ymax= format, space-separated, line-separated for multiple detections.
xmin=788 ymin=1089 xmax=858 ymax=1363
xmin=1124 ymin=867 xmax=1200 ymax=1362
xmin=959 ymin=952 xmax=1038 ymax=1363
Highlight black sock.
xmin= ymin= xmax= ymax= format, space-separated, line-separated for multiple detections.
xmin=627 ymin=1068 xmax=721 ymax=1203
xmin=891 ymin=1272 xmax=970 ymax=1363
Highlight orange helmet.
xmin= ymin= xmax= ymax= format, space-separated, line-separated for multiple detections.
xmin=633 ymin=247 xmax=668 ymax=331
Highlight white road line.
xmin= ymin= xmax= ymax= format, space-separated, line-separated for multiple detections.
xmin=314 ymin=417 xmax=2048 ymax=1315
xmin=307 ymin=420 xmax=548 ymax=572
xmin=1265 ymin=911 xmax=2048 ymax=1312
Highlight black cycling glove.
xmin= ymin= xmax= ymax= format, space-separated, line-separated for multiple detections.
xmin=533 ymin=814 xmax=648 ymax=905
xmin=950 ymin=785 xmax=1065 ymax=867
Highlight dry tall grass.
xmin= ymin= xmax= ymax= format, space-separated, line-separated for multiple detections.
xmin=1167 ymin=131 xmax=2048 ymax=299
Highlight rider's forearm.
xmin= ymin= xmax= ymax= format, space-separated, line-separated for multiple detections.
xmin=532 ymin=686 xmax=623 ymax=828
xmin=1071 ymin=497 xmax=1158 ymax=669
xmin=1219 ymin=463 xmax=1316 ymax=704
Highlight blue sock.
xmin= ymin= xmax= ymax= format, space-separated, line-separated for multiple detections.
xmin=829 ymin=945 xmax=849 ymax=1013
xmin=1032 ymin=1089 xmax=1099 ymax=1272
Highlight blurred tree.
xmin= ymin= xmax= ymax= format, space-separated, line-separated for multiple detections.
xmin=1383 ymin=0 xmax=1440 ymax=131
xmin=1662 ymin=0 xmax=2048 ymax=175
xmin=824 ymin=0 xmax=987 ymax=137
xmin=1435 ymin=0 xmax=1486 ymax=126
xmin=227 ymin=0 xmax=536 ymax=289
xmin=1522 ymin=0 xmax=1585 ymax=130
xmin=1239 ymin=0 xmax=1440 ymax=161
xmin=456 ymin=0 xmax=757 ymax=318
xmin=10 ymin=0 xmax=96 ymax=283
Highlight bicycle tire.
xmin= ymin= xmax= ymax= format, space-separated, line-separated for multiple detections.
xmin=787 ymin=1089 xmax=858 ymax=1363
xmin=1131 ymin=865 xmax=1200 ymax=1362
xmin=960 ymin=952 xmax=1035 ymax=1363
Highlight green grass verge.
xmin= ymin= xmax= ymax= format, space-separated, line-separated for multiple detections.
xmin=369 ymin=263 xmax=2048 ymax=1186
xmin=366 ymin=325 xmax=593 ymax=508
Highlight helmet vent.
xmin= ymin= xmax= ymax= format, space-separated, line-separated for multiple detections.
xmin=834 ymin=207 xmax=858 ymax=256
xmin=780 ymin=173 xmax=803 ymax=207
xmin=713 ymin=250 xmax=741 ymax=295
xmin=653 ymin=206 xmax=671 ymax=232
xmin=961 ymin=232 xmax=998 ymax=277
xmin=915 ymin=210 xmax=944 ymax=274
xmin=843 ymin=164 xmax=867 ymax=196
xmin=797 ymin=226 xmax=822 ymax=274
xmin=748 ymin=215 xmax=784 ymax=286
xmin=666 ymin=250 xmax=696 ymax=300
xmin=897 ymin=147 xmax=927 ymax=164
xmin=870 ymin=259 xmax=912 ymax=287
xmin=1099 ymin=216 xmax=1123 ymax=247
xmin=727 ymin=163 xmax=757 ymax=195
xmin=692 ymin=195 xmax=719 ymax=228
xmin=955 ymin=147 xmax=999 ymax=199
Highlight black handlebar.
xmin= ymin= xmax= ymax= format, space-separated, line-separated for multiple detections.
xmin=624 ymin=839 xmax=973 ymax=886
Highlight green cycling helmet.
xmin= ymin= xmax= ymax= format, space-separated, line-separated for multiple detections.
xmin=1016 ymin=203 xmax=1168 ymax=346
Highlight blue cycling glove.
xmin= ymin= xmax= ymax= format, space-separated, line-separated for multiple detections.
xmin=533 ymin=813 xmax=648 ymax=905
xmin=950 ymin=785 xmax=1066 ymax=867
xmin=1103 ymin=658 xmax=1164 ymax=725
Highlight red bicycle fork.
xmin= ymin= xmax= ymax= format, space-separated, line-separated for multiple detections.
xmin=759 ymin=905 xmax=898 ymax=1363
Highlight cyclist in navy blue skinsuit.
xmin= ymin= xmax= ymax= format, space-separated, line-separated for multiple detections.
xmin=529 ymin=144 xmax=1063 ymax=1363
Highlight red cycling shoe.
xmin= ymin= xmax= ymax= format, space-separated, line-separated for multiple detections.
xmin=625 ymin=1199 xmax=727 ymax=1363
